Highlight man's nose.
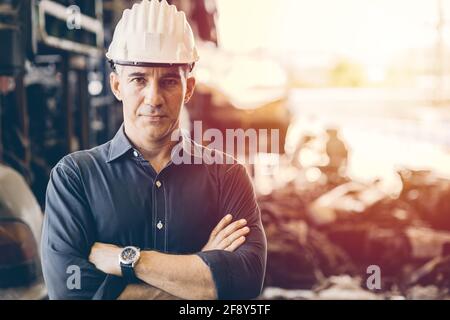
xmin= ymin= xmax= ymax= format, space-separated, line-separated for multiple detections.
xmin=143 ymin=82 xmax=163 ymax=107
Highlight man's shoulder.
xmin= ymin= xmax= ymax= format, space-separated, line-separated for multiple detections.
xmin=53 ymin=141 xmax=112 ymax=175
xmin=188 ymin=141 xmax=240 ymax=168
xmin=194 ymin=143 xmax=249 ymax=178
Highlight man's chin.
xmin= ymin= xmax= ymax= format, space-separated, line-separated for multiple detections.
xmin=137 ymin=124 xmax=172 ymax=142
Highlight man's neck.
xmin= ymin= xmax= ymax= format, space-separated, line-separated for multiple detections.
xmin=124 ymin=126 xmax=177 ymax=173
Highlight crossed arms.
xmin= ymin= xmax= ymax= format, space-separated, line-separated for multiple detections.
xmin=41 ymin=161 xmax=267 ymax=300
xmin=89 ymin=215 xmax=251 ymax=299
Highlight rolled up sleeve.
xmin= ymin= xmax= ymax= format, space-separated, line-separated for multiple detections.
xmin=41 ymin=158 xmax=124 ymax=299
xmin=197 ymin=164 xmax=267 ymax=299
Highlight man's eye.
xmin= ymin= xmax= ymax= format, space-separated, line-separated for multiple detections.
xmin=131 ymin=78 xmax=146 ymax=85
xmin=162 ymin=79 xmax=179 ymax=86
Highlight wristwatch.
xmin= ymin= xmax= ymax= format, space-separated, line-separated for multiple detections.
xmin=119 ymin=246 xmax=141 ymax=282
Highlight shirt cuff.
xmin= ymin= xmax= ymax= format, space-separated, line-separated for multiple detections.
xmin=196 ymin=250 xmax=233 ymax=300
xmin=92 ymin=275 xmax=126 ymax=300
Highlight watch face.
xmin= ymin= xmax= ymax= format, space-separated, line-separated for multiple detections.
xmin=120 ymin=246 xmax=139 ymax=264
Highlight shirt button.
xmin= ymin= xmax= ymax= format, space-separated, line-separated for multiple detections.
xmin=133 ymin=150 xmax=139 ymax=157
xmin=157 ymin=220 xmax=163 ymax=230
xmin=155 ymin=180 xmax=162 ymax=188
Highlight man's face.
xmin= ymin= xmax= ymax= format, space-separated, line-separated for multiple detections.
xmin=110 ymin=65 xmax=195 ymax=143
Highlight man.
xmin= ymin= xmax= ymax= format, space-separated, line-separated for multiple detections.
xmin=41 ymin=0 xmax=267 ymax=300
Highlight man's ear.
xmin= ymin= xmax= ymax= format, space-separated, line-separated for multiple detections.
xmin=184 ymin=76 xmax=196 ymax=104
xmin=110 ymin=72 xmax=122 ymax=101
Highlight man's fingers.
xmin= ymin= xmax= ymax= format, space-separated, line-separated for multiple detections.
xmin=218 ymin=226 xmax=250 ymax=249
xmin=216 ymin=218 xmax=247 ymax=240
xmin=210 ymin=214 xmax=232 ymax=238
xmin=203 ymin=216 xmax=248 ymax=252
xmin=225 ymin=236 xmax=246 ymax=252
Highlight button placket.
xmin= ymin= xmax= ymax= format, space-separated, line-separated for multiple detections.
xmin=153 ymin=177 xmax=166 ymax=250
xmin=155 ymin=180 xmax=163 ymax=230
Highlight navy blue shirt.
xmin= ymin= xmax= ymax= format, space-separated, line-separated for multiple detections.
xmin=41 ymin=125 xmax=267 ymax=299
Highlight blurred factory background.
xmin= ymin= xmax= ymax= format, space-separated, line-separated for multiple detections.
xmin=1 ymin=0 xmax=450 ymax=300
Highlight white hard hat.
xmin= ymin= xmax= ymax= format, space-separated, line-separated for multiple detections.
xmin=106 ymin=0 xmax=199 ymax=68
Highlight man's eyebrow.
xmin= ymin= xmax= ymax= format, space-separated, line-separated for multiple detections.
xmin=127 ymin=72 xmax=147 ymax=78
xmin=160 ymin=72 xmax=181 ymax=79
xmin=126 ymin=72 xmax=181 ymax=79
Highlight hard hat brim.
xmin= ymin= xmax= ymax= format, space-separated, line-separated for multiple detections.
xmin=109 ymin=60 xmax=195 ymax=72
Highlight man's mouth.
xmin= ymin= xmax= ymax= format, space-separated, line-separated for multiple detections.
xmin=139 ymin=114 xmax=167 ymax=122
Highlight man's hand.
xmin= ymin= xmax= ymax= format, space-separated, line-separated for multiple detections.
xmin=201 ymin=214 xmax=250 ymax=252
xmin=88 ymin=242 xmax=122 ymax=276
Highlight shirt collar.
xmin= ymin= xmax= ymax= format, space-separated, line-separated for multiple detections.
xmin=107 ymin=124 xmax=134 ymax=163
xmin=107 ymin=125 xmax=204 ymax=163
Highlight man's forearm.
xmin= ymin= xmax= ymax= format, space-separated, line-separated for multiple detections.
xmin=118 ymin=284 xmax=183 ymax=300
xmin=134 ymin=251 xmax=217 ymax=300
